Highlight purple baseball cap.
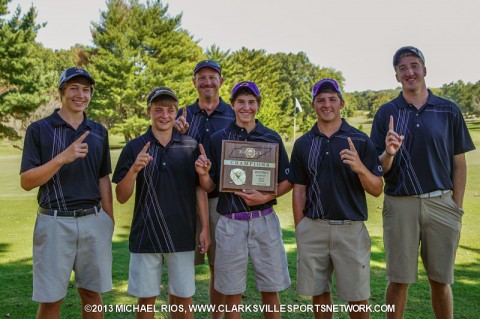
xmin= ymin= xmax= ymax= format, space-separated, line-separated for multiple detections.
xmin=231 ymin=81 xmax=261 ymax=98
xmin=312 ymin=79 xmax=342 ymax=100
xmin=393 ymin=46 xmax=425 ymax=68
xmin=58 ymin=67 xmax=95 ymax=89
xmin=147 ymin=87 xmax=178 ymax=106
xmin=194 ymin=60 xmax=221 ymax=75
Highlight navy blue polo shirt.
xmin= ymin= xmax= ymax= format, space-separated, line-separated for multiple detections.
xmin=371 ymin=91 xmax=475 ymax=196
xmin=112 ymin=127 xmax=199 ymax=253
xmin=177 ymin=98 xmax=235 ymax=198
xmin=289 ymin=120 xmax=382 ymax=221
xmin=209 ymin=120 xmax=290 ymax=215
xmin=20 ymin=109 xmax=111 ymax=210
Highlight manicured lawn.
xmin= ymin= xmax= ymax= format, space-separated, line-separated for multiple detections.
xmin=1 ymin=120 xmax=479 ymax=318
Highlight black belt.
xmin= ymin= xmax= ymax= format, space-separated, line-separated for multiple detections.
xmin=38 ymin=206 xmax=100 ymax=218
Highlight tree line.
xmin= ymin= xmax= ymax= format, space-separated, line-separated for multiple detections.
xmin=1 ymin=0 xmax=479 ymax=143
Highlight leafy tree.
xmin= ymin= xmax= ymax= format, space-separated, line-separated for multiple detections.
xmin=224 ymin=48 xmax=289 ymax=134
xmin=0 ymin=0 xmax=48 ymax=140
xmin=89 ymin=0 xmax=203 ymax=141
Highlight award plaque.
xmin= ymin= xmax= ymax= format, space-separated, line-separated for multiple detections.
xmin=219 ymin=140 xmax=279 ymax=194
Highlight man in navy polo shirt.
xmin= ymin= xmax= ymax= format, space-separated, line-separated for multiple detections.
xmin=113 ymin=87 xmax=210 ymax=319
xmin=21 ymin=67 xmax=114 ymax=319
xmin=370 ymin=46 xmax=475 ymax=319
xmin=195 ymin=81 xmax=291 ymax=319
xmin=290 ymin=79 xmax=383 ymax=319
xmin=174 ymin=59 xmax=235 ymax=318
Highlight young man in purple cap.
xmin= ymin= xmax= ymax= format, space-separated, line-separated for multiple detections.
xmin=195 ymin=81 xmax=291 ymax=319
xmin=290 ymin=79 xmax=383 ymax=319
xmin=21 ymin=67 xmax=114 ymax=319
xmin=370 ymin=46 xmax=475 ymax=319
xmin=174 ymin=59 xmax=235 ymax=318
xmin=113 ymin=87 xmax=210 ymax=319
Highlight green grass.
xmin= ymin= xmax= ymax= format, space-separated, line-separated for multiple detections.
xmin=1 ymin=119 xmax=479 ymax=318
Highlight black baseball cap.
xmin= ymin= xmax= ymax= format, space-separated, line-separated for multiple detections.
xmin=58 ymin=67 xmax=95 ymax=89
xmin=393 ymin=46 xmax=425 ymax=68
xmin=147 ymin=87 xmax=178 ymax=106
xmin=193 ymin=60 xmax=221 ymax=75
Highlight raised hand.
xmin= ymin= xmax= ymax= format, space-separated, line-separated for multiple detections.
xmin=59 ymin=131 xmax=90 ymax=164
xmin=385 ymin=115 xmax=404 ymax=156
xmin=195 ymin=143 xmax=211 ymax=176
xmin=132 ymin=142 xmax=153 ymax=173
xmin=174 ymin=107 xmax=190 ymax=134
xmin=340 ymin=137 xmax=365 ymax=174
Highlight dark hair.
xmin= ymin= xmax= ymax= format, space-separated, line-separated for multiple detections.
xmin=314 ymin=83 xmax=343 ymax=101
xmin=148 ymin=95 xmax=178 ymax=109
xmin=230 ymin=87 xmax=262 ymax=106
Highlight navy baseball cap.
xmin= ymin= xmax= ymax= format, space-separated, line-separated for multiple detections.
xmin=58 ymin=67 xmax=95 ymax=89
xmin=147 ymin=87 xmax=178 ymax=105
xmin=231 ymin=81 xmax=261 ymax=98
xmin=393 ymin=46 xmax=425 ymax=68
xmin=312 ymin=79 xmax=342 ymax=100
xmin=194 ymin=60 xmax=221 ymax=75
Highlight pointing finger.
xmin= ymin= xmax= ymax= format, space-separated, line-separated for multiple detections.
xmin=348 ymin=137 xmax=356 ymax=151
xmin=182 ymin=107 xmax=187 ymax=119
xmin=199 ymin=143 xmax=206 ymax=156
xmin=75 ymin=131 xmax=90 ymax=144
xmin=141 ymin=142 xmax=151 ymax=154
xmin=389 ymin=115 xmax=394 ymax=131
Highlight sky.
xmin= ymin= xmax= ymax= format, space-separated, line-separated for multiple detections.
xmin=7 ymin=0 xmax=480 ymax=92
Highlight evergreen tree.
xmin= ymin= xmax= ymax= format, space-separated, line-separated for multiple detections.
xmin=89 ymin=0 xmax=204 ymax=141
xmin=0 ymin=0 xmax=48 ymax=139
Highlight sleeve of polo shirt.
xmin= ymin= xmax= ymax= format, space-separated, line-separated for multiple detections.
xmin=370 ymin=107 xmax=388 ymax=156
xmin=20 ymin=122 xmax=42 ymax=173
xmin=288 ymin=139 xmax=308 ymax=185
xmin=452 ymin=105 xmax=476 ymax=154
xmin=112 ymin=142 xmax=136 ymax=184
xmin=277 ymin=139 xmax=290 ymax=182
xmin=98 ymin=127 xmax=112 ymax=178
xmin=361 ymin=137 xmax=384 ymax=177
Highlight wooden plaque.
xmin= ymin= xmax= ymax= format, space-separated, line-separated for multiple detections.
xmin=219 ymin=140 xmax=279 ymax=194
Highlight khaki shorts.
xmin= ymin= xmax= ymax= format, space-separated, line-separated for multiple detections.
xmin=383 ymin=193 xmax=463 ymax=284
xmin=128 ymin=251 xmax=195 ymax=298
xmin=32 ymin=208 xmax=114 ymax=302
xmin=295 ymin=218 xmax=371 ymax=302
xmin=214 ymin=212 xmax=291 ymax=295
xmin=195 ymin=197 xmax=220 ymax=266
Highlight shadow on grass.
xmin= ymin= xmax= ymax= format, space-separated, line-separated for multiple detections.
xmin=1 ymin=229 xmax=478 ymax=319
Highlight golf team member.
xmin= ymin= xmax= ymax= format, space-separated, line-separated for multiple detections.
xmin=290 ymin=79 xmax=383 ymax=319
xmin=195 ymin=81 xmax=291 ymax=319
xmin=21 ymin=67 xmax=114 ymax=319
xmin=370 ymin=46 xmax=475 ymax=319
xmin=175 ymin=59 xmax=235 ymax=318
xmin=113 ymin=87 xmax=210 ymax=319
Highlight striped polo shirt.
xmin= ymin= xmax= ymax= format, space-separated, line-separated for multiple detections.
xmin=289 ymin=120 xmax=382 ymax=221
xmin=370 ymin=91 xmax=475 ymax=196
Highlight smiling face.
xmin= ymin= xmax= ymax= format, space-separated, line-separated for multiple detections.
xmin=395 ymin=54 xmax=427 ymax=93
xmin=148 ymin=98 xmax=178 ymax=133
xmin=60 ymin=78 xmax=93 ymax=114
xmin=311 ymin=91 xmax=344 ymax=125
xmin=193 ymin=68 xmax=223 ymax=99
xmin=232 ymin=93 xmax=259 ymax=131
